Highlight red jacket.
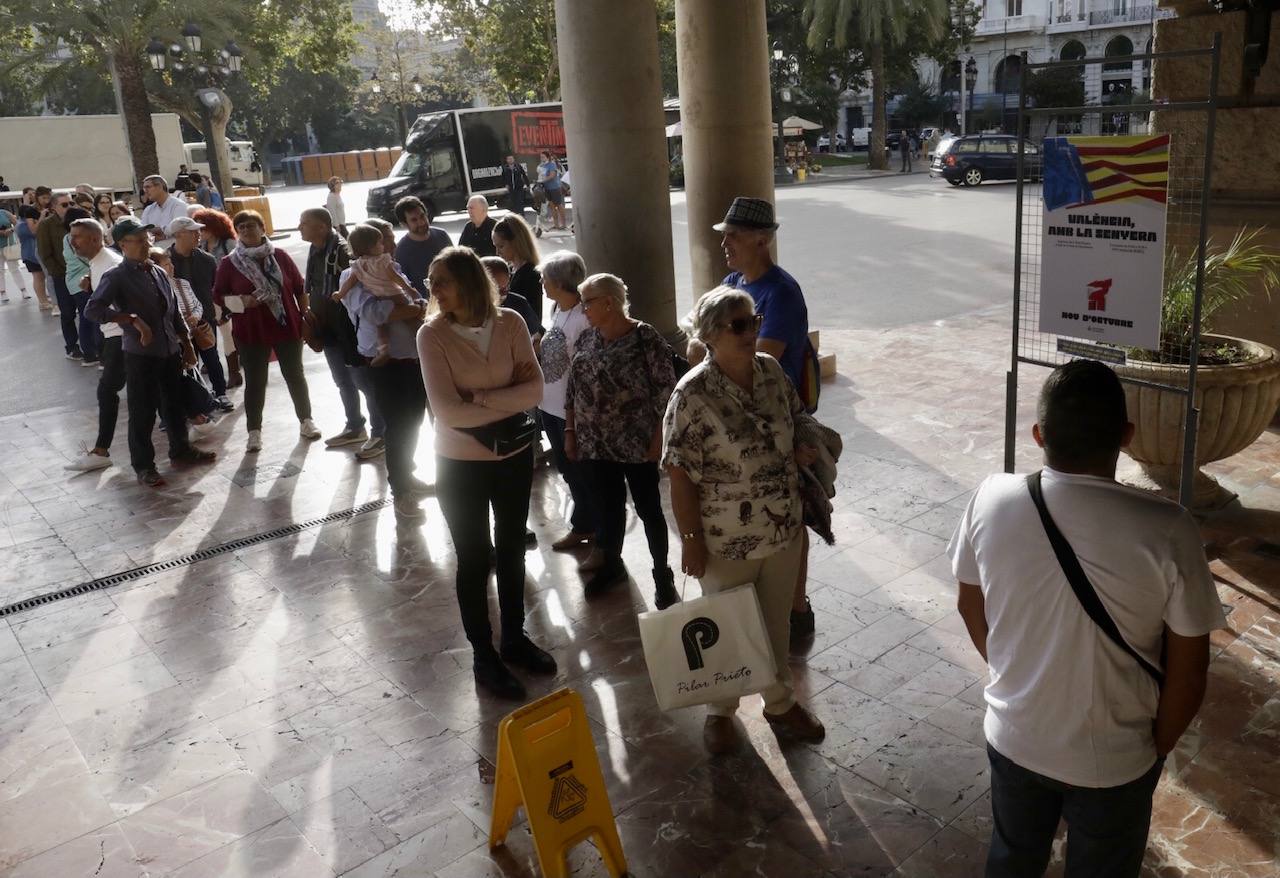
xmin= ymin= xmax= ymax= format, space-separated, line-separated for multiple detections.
xmin=212 ymin=249 xmax=306 ymax=347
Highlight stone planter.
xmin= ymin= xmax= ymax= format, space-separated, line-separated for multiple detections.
xmin=1115 ymin=335 xmax=1280 ymax=510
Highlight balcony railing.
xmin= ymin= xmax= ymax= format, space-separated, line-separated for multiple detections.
xmin=1088 ymin=5 xmax=1175 ymax=26
xmin=975 ymin=14 xmax=1045 ymax=35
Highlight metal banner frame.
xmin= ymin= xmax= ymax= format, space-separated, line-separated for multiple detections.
xmin=1004 ymin=36 xmax=1222 ymax=509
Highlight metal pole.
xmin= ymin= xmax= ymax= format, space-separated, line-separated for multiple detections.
xmin=959 ymin=60 xmax=967 ymax=135
xmin=1003 ymin=49 xmax=1034 ymax=473
xmin=1178 ymin=32 xmax=1221 ymax=508
xmin=1002 ymin=21 xmax=1009 ymax=133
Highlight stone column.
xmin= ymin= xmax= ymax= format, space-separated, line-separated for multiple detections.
xmin=675 ymin=0 xmax=775 ymax=298
xmin=555 ymin=0 xmax=678 ymax=336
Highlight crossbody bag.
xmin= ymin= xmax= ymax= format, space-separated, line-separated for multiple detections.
xmin=458 ymin=411 xmax=538 ymax=457
xmin=1026 ymin=471 xmax=1164 ymax=686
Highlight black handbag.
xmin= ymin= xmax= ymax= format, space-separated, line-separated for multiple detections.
xmin=1026 ymin=471 xmax=1164 ymax=686
xmin=458 ymin=411 xmax=538 ymax=457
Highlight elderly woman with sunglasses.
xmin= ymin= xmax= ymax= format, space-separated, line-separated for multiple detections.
xmin=662 ymin=286 xmax=825 ymax=756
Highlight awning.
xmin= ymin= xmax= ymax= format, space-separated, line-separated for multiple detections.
xmin=665 ymin=121 xmax=682 ymax=138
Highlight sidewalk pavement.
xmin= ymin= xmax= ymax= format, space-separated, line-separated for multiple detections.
xmin=0 ymin=306 xmax=1275 ymax=876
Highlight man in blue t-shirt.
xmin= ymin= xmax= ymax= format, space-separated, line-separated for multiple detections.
xmin=711 ymin=196 xmax=816 ymax=641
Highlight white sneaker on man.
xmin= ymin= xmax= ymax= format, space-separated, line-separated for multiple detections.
xmin=325 ymin=427 xmax=368 ymax=448
xmin=299 ymin=418 xmax=321 ymax=440
xmin=355 ymin=436 xmax=385 ymax=460
xmin=0 ymin=294 xmax=9 ymax=304
xmin=64 ymin=450 xmax=111 ymax=472
xmin=189 ymin=419 xmax=217 ymax=440
xmin=246 ymin=430 xmax=263 ymax=453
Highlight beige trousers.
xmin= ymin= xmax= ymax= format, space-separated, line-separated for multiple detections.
xmin=700 ymin=531 xmax=804 ymax=717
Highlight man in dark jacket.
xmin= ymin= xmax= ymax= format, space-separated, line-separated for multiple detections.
xmin=500 ymin=155 xmax=530 ymax=219
xmin=299 ymin=207 xmax=384 ymax=458
xmin=459 ymin=195 xmax=497 ymax=257
xmin=167 ymin=216 xmax=230 ymax=410
xmin=36 ymin=192 xmax=81 ymax=358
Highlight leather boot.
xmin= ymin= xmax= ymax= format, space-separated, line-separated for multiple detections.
xmin=225 ymin=351 xmax=243 ymax=388
xmin=653 ymin=566 xmax=680 ymax=610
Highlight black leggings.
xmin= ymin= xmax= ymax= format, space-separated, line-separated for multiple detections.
xmin=435 ymin=447 xmax=535 ymax=655
xmin=584 ymin=459 xmax=669 ymax=570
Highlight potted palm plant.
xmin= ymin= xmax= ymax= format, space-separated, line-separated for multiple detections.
xmin=1116 ymin=228 xmax=1280 ymax=509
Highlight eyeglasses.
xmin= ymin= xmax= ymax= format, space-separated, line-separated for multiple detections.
xmin=723 ymin=314 xmax=764 ymax=335
xmin=580 ymin=296 xmax=608 ymax=311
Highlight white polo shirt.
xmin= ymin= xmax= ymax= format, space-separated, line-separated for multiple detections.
xmin=140 ymin=194 xmax=190 ymax=246
xmin=948 ymin=468 xmax=1225 ymax=788
xmin=88 ymin=247 xmax=124 ymax=338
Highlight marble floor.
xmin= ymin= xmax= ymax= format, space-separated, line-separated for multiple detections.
xmin=1 ymin=307 xmax=1277 ymax=877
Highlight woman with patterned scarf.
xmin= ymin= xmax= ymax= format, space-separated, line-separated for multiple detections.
xmin=212 ymin=209 xmax=319 ymax=453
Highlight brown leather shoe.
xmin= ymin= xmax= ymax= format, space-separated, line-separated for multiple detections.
xmin=552 ymin=531 xmax=593 ymax=551
xmin=764 ymin=704 xmax=825 ymax=742
xmin=703 ymin=715 xmax=739 ymax=755
xmin=577 ymin=547 xmax=606 ymax=572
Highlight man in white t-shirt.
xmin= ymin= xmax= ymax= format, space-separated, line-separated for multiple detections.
xmin=139 ymin=175 xmax=190 ymax=247
xmin=64 ymin=219 xmax=125 ymax=472
xmin=948 ymin=360 xmax=1225 ymax=878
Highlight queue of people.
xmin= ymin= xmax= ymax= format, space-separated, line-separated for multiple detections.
xmin=14 ymin=175 xmax=1223 ymax=878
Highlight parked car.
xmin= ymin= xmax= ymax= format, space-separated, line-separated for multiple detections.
xmin=930 ymin=134 xmax=1042 ymax=186
xmin=816 ymin=133 xmax=847 ymax=153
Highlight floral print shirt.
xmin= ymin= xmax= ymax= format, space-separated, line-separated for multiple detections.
xmin=566 ymin=322 xmax=676 ymax=464
xmin=662 ymin=354 xmax=817 ymax=561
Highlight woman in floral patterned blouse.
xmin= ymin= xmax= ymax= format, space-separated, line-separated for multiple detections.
xmin=564 ymin=273 xmax=679 ymax=611
xmin=661 ymin=287 xmax=826 ymax=755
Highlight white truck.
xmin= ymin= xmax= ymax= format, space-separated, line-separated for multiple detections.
xmin=183 ymin=140 xmax=264 ymax=188
xmin=0 ymin=113 xmax=187 ymax=194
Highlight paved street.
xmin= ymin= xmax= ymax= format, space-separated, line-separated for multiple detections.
xmin=0 ymin=173 xmax=1276 ymax=877
xmin=0 ymin=173 xmax=1013 ymax=419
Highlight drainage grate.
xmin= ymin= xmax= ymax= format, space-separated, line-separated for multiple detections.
xmin=0 ymin=498 xmax=392 ymax=618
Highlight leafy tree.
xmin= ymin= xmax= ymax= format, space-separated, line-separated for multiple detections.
xmin=1024 ymin=65 xmax=1086 ymax=138
xmin=7 ymin=0 xmax=355 ymax=192
xmin=893 ymin=80 xmax=950 ymax=128
xmin=803 ymin=0 xmax=950 ymax=169
xmin=767 ymin=1 xmax=868 ymax=148
xmin=430 ymin=0 xmax=560 ymax=102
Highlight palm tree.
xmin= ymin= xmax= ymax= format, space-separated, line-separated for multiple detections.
xmin=804 ymin=0 xmax=949 ymax=170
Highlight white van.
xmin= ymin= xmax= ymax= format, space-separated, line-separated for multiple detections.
xmin=183 ymin=141 xmax=263 ymax=188
xmin=847 ymin=127 xmax=871 ymax=149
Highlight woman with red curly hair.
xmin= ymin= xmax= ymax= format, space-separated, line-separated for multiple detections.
xmin=193 ymin=208 xmax=242 ymax=387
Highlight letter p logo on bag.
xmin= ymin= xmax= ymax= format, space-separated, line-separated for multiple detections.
xmin=681 ymin=617 xmax=720 ymax=671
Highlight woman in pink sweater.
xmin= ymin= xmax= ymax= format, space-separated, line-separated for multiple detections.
xmin=417 ymin=247 xmax=552 ymax=701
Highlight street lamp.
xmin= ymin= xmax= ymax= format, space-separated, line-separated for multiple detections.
xmin=370 ymin=72 xmax=381 ymax=94
xmin=146 ymin=37 xmax=167 ymax=71
xmin=411 ymin=74 xmax=422 ymax=95
xmin=182 ymin=21 xmax=202 ymax=53
xmin=964 ymin=57 xmax=978 ymax=134
xmin=145 ymin=26 xmax=243 ymax=197
xmin=771 ymin=41 xmax=790 ymax=180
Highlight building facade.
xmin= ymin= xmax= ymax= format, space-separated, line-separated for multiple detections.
xmin=836 ymin=1 xmax=1173 ymax=138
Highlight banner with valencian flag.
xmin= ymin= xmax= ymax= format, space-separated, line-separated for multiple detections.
xmin=1039 ymin=134 xmax=1169 ymax=351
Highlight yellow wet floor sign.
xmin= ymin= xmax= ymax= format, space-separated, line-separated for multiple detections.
xmin=489 ymin=687 xmax=628 ymax=877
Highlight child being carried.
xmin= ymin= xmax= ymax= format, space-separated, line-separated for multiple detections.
xmin=333 ymin=224 xmax=416 ymax=366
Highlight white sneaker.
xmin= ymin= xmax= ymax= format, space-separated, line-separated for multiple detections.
xmin=0 ymin=294 xmax=9 ymax=304
xmin=189 ymin=419 xmax=217 ymax=440
xmin=21 ymin=290 xmax=30 ymax=299
xmin=65 ymin=450 xmax=111 ymax=472
xmin=50 ymin=307 xmax=60 ymax=317
xmin=246 ymin=429 xmax=263 ymax=453
xmin=355 ymin=436 xmax=385 ymax=460
xmin=299 ymin=418 xmax=321 ymax=440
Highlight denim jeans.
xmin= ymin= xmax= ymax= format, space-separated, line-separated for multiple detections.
xmin=323 ymin=345 xmax=383 ymax=437
xmin=52 ymin=275 xmax=78 ymax=350
xmin=986 ymin=744 xmax=1164 ymax=878
xmin=539 ymin=410 xmax=595 ymax=534
xmin=71 ymin=288 xmax=100 ymax=360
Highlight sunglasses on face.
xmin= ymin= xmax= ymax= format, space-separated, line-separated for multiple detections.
xmin=724 ymin=314 xmax=764 ymax=335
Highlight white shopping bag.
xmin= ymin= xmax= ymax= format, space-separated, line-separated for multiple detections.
xmin=638 ymin=583 xmax=779 ymax=711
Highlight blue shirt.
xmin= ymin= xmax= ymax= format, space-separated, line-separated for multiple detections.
xmin=724 ymin=265 xmax=809 ymax=390
xmin=538 ymin=161 xmax=562 ymax=191
xmin=339 ymin=266 xmax=423 ymax=360
xmin=16 ymin=213 xmax=37 ymax=263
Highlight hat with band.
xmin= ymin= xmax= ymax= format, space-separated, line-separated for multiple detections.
xmin=712 ymin=197 xmax=779 ymax=232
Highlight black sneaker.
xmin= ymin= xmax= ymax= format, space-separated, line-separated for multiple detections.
xmin=790 ymin=597 xmax=816 ymax=641
xmin=136 ymin=468 xmax=165 ymax=488
xmin=500 ymin=634 xmax=557 ymax=675
xmin=584 ymin=557 xmax=628 ymax=598
xmin=524 ymin=529 xmax=538 ymax=548
xmin=473 ymin=654 xmax=527 ymax=701
xmin=65 ymin=346 xmax=83 ymax=360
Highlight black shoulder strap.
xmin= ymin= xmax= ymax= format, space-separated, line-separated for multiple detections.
xmin=1027 ymin=471 xmax=1163 ymax=686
